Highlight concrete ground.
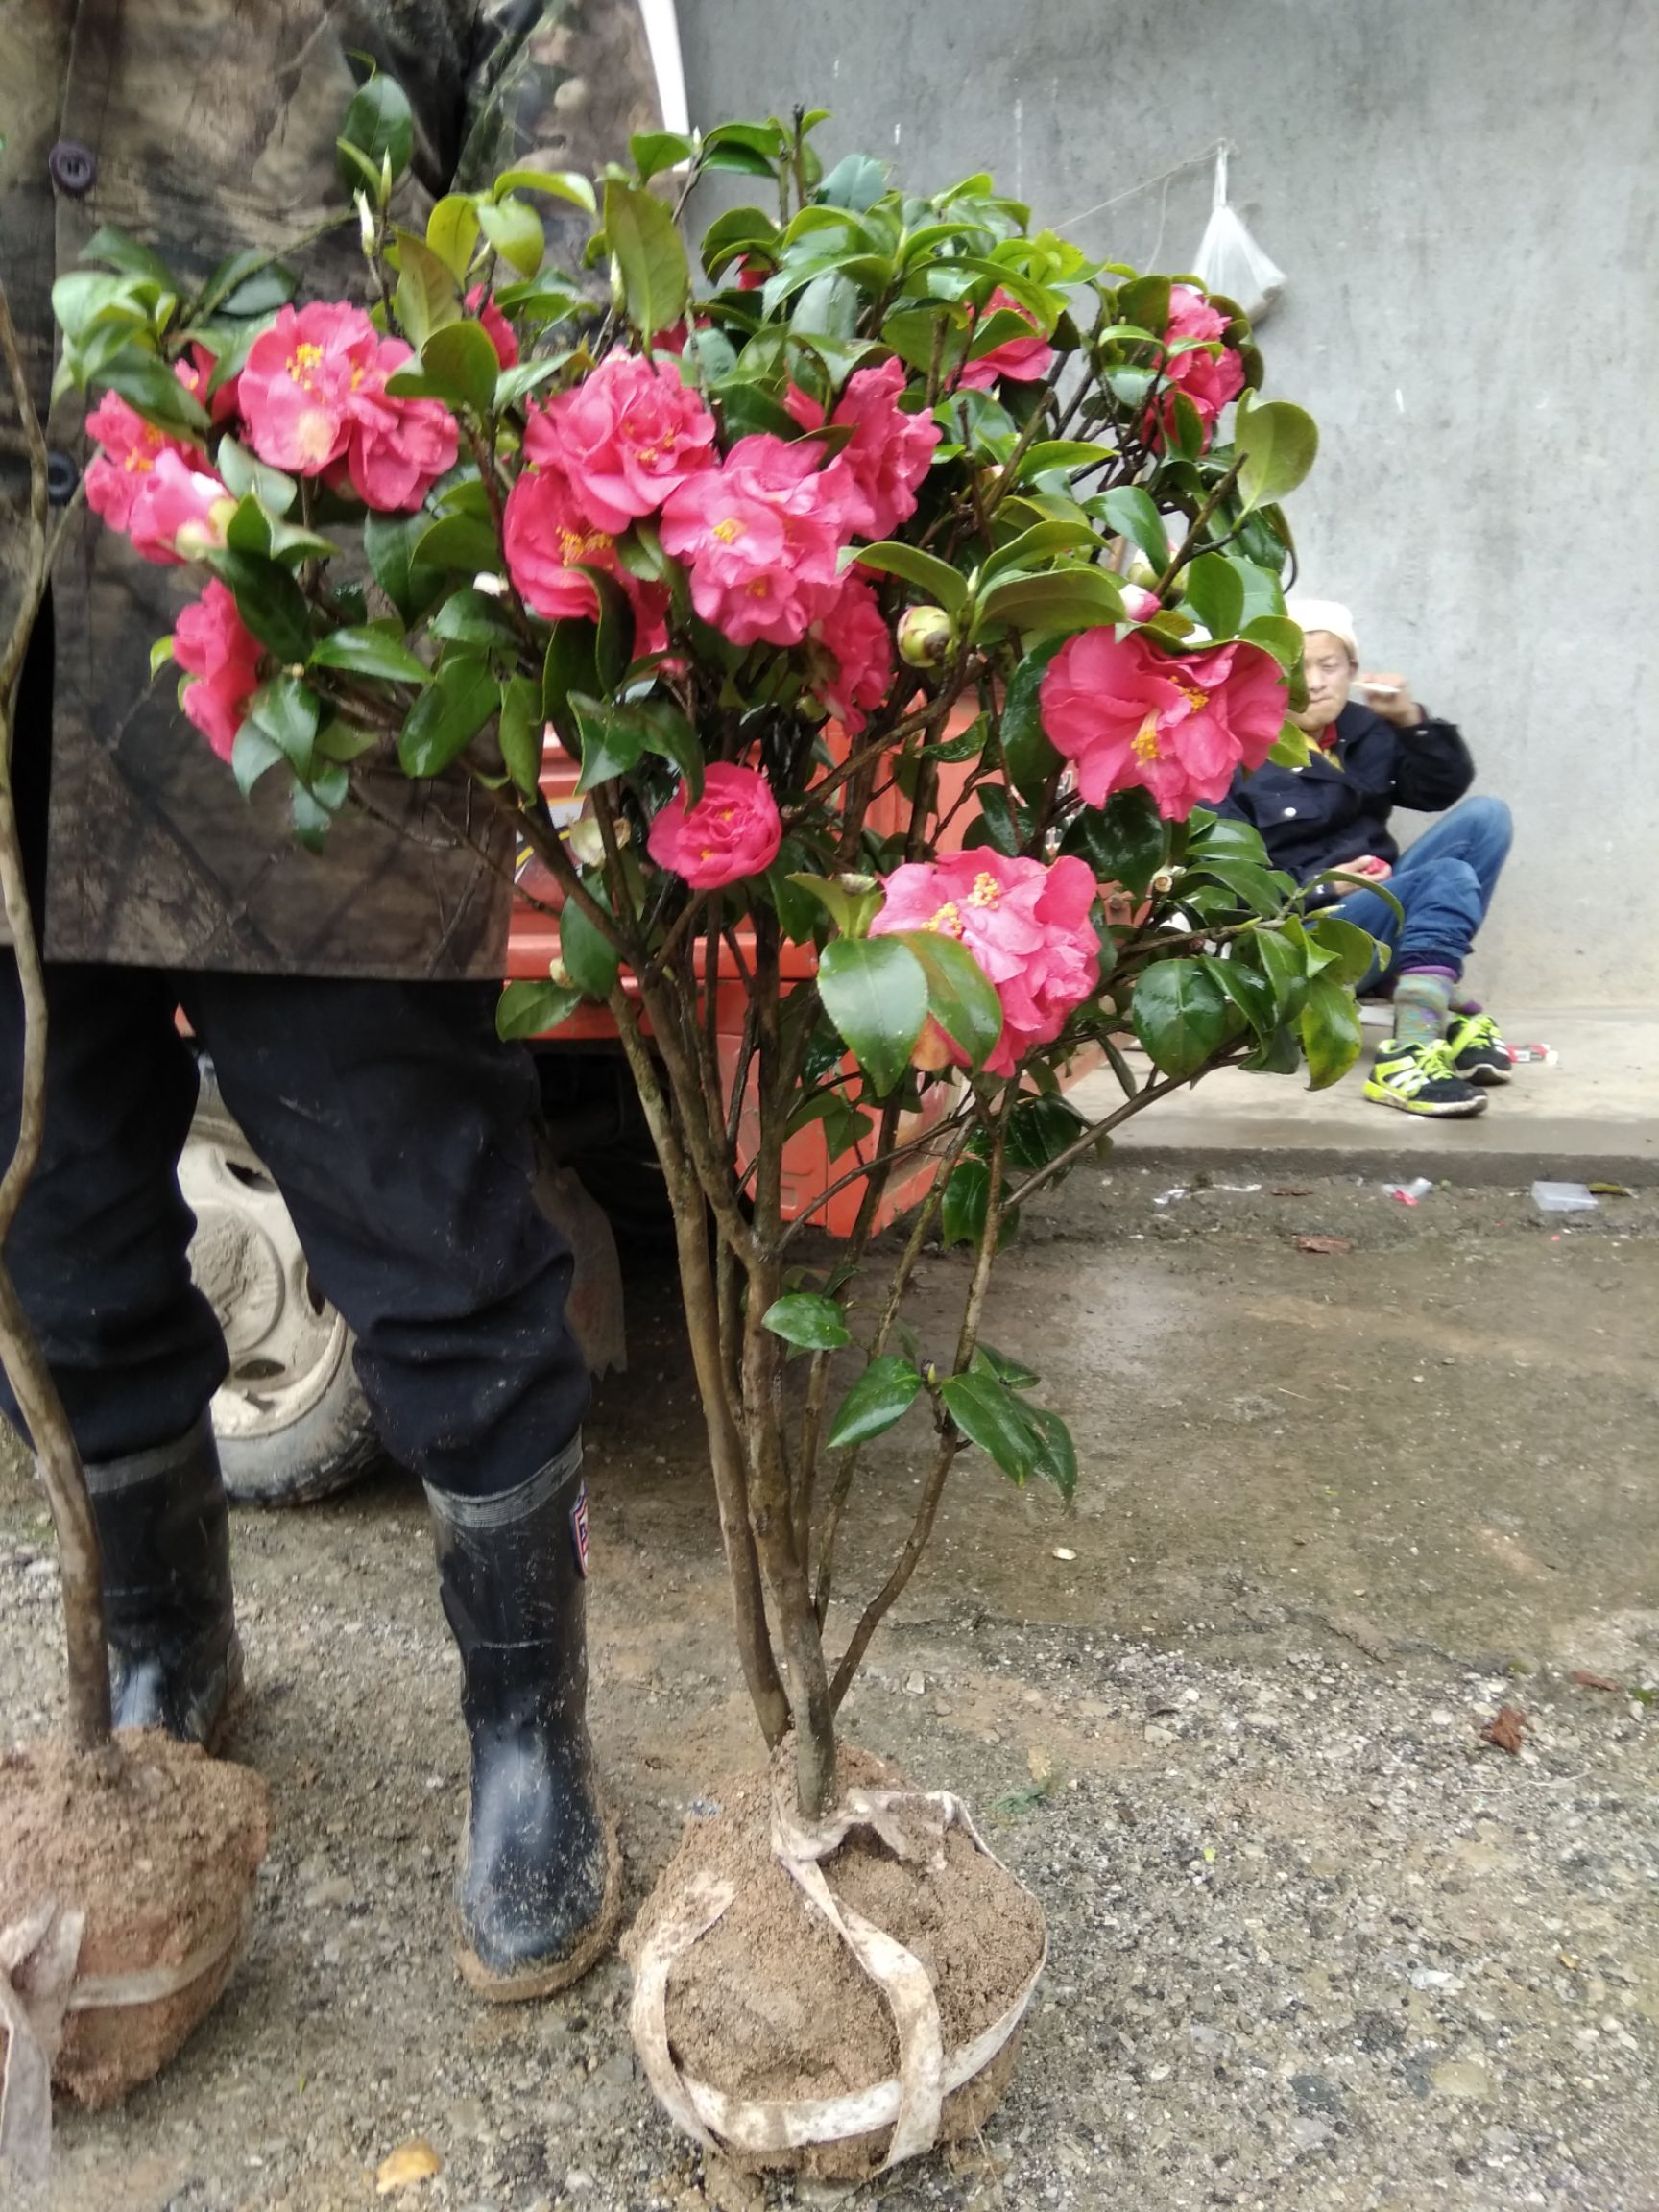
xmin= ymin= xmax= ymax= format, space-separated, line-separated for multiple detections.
xmin=1091 ymin=1008 xmax=1658 ymax=1182
xmin=3 ymin=1157 xmax=1657 ymax=2211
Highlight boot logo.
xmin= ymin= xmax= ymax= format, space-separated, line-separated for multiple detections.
xmin=569 ymin=1482 xmax=590 ymax=1577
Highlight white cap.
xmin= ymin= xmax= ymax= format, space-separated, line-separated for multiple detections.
xmin=1286 ymin=596 xmax=1358 ymax=662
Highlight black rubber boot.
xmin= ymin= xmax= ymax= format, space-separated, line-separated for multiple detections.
xmin=426 ymin=1441 xmax=620 ymax=2001
xmin=83 ymin=1413 xmax=244 ymax=1747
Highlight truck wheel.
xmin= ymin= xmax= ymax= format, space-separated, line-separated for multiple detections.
xmin=180 ymin=1092 xmax=380 ymax=1507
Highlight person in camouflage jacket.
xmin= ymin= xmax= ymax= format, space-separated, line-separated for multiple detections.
xmin=0 ymin=2 xmax=663 ymax=2001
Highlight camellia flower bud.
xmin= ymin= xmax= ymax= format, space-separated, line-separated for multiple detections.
xmin=897 ymin=604 xmax=954 ymax=667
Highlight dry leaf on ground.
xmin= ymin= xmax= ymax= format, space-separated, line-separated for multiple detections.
xmin=1570 ymin=1669 xmax=1621 ymax=1692
xmin=375 ymin=2138 xmax=443 ymax=2194
xmin=1480 ymin=1706 xmax=1527 ymax=1754
xmin=1294 ymin=1234 xmax=1354 ymax=1255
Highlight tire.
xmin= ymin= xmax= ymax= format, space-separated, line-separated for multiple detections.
xmin=180 ymin=1083 xmax=380 ymax=1507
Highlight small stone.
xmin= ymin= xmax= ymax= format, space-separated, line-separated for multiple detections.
xmin=903 ymin=1671 xmax=926 ymax=1696
xmin=1143 ymin=1723 xmax=1176 ymax=1745
xmin=1290 ymin=2115 xmax=1334 ymax=2152
xmin=1430 ymin=2059 xmax=1495 ymax=2102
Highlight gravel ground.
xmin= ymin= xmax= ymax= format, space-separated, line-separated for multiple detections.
xmin=3 ymin=1168 xmax=1656 ymax=2211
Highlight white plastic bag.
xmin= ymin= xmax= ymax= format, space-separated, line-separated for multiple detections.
xmin=1191 ymin=147 xmax=1285 ymax=325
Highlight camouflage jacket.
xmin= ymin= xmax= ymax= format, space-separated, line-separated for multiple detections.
xmin=0 ymin=1 xmax=659 ymax=976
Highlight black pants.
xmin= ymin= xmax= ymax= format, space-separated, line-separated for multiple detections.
xmin=0 ymin=960 xmax=590 ymax=1494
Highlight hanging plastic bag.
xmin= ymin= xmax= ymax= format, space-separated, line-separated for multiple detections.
xmin=1191 ymin=146 xmax=1286 ymax=325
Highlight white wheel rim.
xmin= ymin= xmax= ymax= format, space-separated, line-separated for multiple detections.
xmin=180 ymin=1124 xmax=353 ymax=1441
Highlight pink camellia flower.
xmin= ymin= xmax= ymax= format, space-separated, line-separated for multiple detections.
xmin=344 ymin=338 xmax=461 ymax=511
xmin=239 ymin=301 xmax=380 ymax=473
xmin=178 ymin=343 xmax=243 ymax=427
xmin=1041 ymin=626 xmax=1287 ymax=819
xmin=785 ymin=357 xmax=941 ymax=541
xmin=871 ymin=850 xmax=1100 ymax=1077
xmin=646 ymin=761 xmax=782 ymax=890
xmin=240 ymin=303 xmax=457 ymax=506
xmin=958 ymin=288 xmax=1056 ymax=391
xmin=503 ymin=461 xmax=630 ymax=622
xmin=174 ymin=579 xmax=263 ymax=762
xmin=659 ymin=433 xmax=851 ymax=648
xmin=528 ymin=354 xmax=716 ymax=535
xmin=84 ymin=390 xmax=202 ymax=536
xmin=127 ymin=449 xmax=237 ymax=565
xmin=1120 ymin=584 xmax=1163 ymax=624
xmin=466 ymin=285 xmax=520 ymax=370
xmin=1147 ymin=283 xmax=1245 ymax=450
xmin=809 ymin=571 xmax=893 ymax=734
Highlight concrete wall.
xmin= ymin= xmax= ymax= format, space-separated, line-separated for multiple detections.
xmin=677 ymin=0 xmax=1659 ymax=1010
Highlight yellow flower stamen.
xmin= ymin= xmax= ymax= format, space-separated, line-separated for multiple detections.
xmin=967 ymin=871 xmax=1002 ymax=909
xmin=926 ymin=900 xmax=966 ymax=938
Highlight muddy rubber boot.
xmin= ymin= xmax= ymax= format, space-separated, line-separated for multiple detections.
xmin=425 ymin=1442 xmax=620 ymax=2002
xmin=84 ymin=1412 xmax=244 ymax=1747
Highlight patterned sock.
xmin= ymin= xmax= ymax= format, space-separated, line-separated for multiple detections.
xmin=1392 ymin=968 xmax=1455 ymax=1048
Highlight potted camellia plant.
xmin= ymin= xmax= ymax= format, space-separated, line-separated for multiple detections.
xmin=31 ymin=85 xmax=1382 ymax=2179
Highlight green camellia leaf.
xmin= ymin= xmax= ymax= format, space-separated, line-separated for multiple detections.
xmin=973 ymin=1342 xmax=1042 ymax=1389
xmin=701 ymin=204 xmax=779 ymax=278
xmin=571 ymin=694 xmax=645 ymax=792
xmin=426 ymin=194 xmax=482 ymax=280
xmin=413 ymin=512 xmax=501 ymax=575
xmin=826 ymin=1356 xmax=925 ymax=1451
xmin=215 ymin=438 xmax=297 ymax=517
xmin=497 ymin=672 xmax=544 ymax=798
xmin=999 ymin=636 xmax=1066 ymax=800
xmin=1241 ymin=613 xmax=1303 ymax=668
xmin=631 ymin=130 xmax=694 ymax=183
xmin=338 ymin=73 xmax=414 ymax=192
xmin=1305 ymin=913 xmax=1380 ymax=989
xmin=430 ymin=588 xmax=519 ymax=650
xmin=558 ymin=891 xmax=620 ymax=1001
xmin=852 ymin=541 xmax=968 ymax=616
xmin=1299 ymin=973 xmax=1363 ymax=1091
xmin=393 ymin=228 xmax=463 ymax=352
xmin=364 ymin=512 xmax=445 ymax=627
xmin=939 ymin=1369 xmax=1039 ymax=1483
xmin=478 ymin=195 xmax=545 ymax=279
xmin=1131 ymin=957 xmax=1230 ymax=1079
xmin=941 ymin=1156 xmax=991 ymax=1249
xmin=1198 ymin=952 xmax=1278 ymax=1042
xmin=229 ymin=719 xmax=287 ymax=800
xmin=1004 ymin=1094 xmax=1087 ymax=1174
xmin=1063 ymin=788 xmax=1166 ymax=902
xmin=899 ymin=930 xmax=1003 ymax=1070
xmin=421 ymin=319 xmax=501 ymax=415
xmin=493 ymin=168 xmax=598 ymax=214
xmin=542 ymin=619 xmax=601 ymax=751
xmin=496 ymin=979 xmax=583 ymax=1041
xmin=397 ymin=655 xmax=496 ymax=777
xmin=95 ymin=351 xmax=209 ymax=437
xmin=1266 ymin=719 xmax=1313 ymax=770
xmin=816 ymin=935 xmax=927 ymax=1098
xmin=761 ymin=1292 xmax=852 ymax=1352
xmin=974 ymin=565 xmax=1123 ymax=639
xmin=602 ymin=179 xmax=690 ymax=339
xmin=1181 ymin=552 xmax=1245 ymax=640
xmin=245 ymin=675 xmax=320 ymax=779
xmin=209 ymin=546 xmax=311 ymax=663
xmin=1234 ymin=393 xmax=1320 ymax=515
xmin=307 ymin=627 xmax=429 ymax=685
xmin=1022 ymin=1402 xmax=1078 ymax=1502
xmin=1097 ymin=485 xmax=1172 ymax=577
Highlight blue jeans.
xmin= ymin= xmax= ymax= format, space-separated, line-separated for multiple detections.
xmin=1329 ymin=796 xmax=1512 ymax=986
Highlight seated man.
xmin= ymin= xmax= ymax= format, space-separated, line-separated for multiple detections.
xmin=1221 ymin=597 xmax=1513 ymax=1117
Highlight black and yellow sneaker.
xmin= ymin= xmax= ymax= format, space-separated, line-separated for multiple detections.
xmin=1448 ymin=1009 xmax=1513 ymax=1085
xmin=1362 ymin=1038 xmax=1488 ymax=1118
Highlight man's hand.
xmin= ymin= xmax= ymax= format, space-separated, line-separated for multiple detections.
xmin=1338 ymin=854 xmax=1393 ymax=883
xmin=1358 ymin=671 xmax=1423 ymax=728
